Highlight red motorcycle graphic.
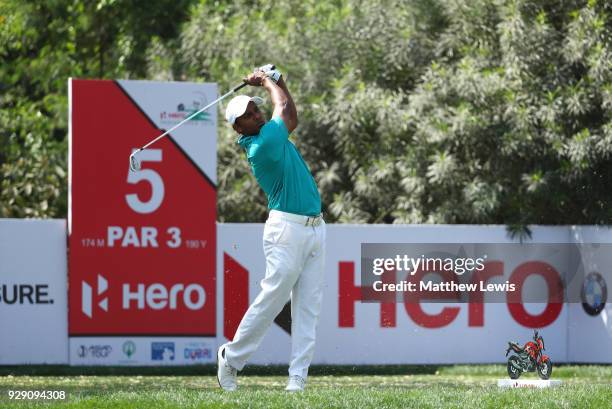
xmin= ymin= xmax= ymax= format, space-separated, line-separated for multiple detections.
xmin=505 ymin=330 xmax=552 ymax=380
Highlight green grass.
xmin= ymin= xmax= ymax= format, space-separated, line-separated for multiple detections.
xmin=0 ymin=365 xmax=610 ymax=408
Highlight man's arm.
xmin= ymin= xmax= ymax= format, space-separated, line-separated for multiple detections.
xmin=245 ymin=71 xmax=298 ymax=133
xmin=265 ymin=76 xmax=298 ymax=133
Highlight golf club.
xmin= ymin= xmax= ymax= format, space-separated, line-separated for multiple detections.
xmin=129 ymin=80 xmax=252 ymax=172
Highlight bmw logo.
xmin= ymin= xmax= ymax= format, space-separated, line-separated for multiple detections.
xmin=581 ymin=272 xmax=607 ymax=316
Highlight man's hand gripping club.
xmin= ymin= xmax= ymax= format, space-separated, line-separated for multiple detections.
xmin=243 ymin=64 xmax=298 ymax=133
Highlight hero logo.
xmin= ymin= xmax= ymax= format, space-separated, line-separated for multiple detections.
xmin=82 ymin=274 xmax=109 ymax=318
xmin=82 ymin=275 xmax=206 ymax=317
xmin=122 ymin=283 xmax=206 ymax=310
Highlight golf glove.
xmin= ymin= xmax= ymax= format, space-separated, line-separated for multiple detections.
xmin=256 ymin=64 xmax=281 ymax=83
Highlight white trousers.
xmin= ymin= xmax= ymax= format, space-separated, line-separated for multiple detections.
xmin=224 ymin=210 xmax=326 ymax=379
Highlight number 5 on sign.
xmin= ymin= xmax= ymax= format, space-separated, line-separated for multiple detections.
xmin=126 ymin=149 xmax=164 ymax=214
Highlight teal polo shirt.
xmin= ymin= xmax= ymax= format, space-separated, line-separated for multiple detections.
xmin=237 ymin=116 xmax=321 ymax=216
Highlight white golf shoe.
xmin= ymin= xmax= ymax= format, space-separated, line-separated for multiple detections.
xmin=217 ymin=345 xmax=237 ymax=391
xmin=285 ymin=375 xmax=305 ymax=392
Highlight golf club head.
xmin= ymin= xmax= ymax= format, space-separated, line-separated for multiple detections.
xmin=129 ymin=152 xmax=141 ymax=172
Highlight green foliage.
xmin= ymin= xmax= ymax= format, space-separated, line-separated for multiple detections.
xmin=178 ymin=0 xmax=441 ymax=222
xmin=397 ymin=0 xmax=612 ymax=225
xmin=2 ymin=0 xmax=611 ymax=226
xmin=0 ymin=0 xmax=194 ymax=217
xmin=0 ymin=101 xmax=67 ymax=217
xmin=176 ymin=0 xmax=611 ymax=224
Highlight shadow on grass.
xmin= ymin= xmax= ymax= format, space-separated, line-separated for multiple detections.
xmin=1 ymin=363 xmax=606 ymax=378
xmin=0 ymin=364 xmax=440 ymax=377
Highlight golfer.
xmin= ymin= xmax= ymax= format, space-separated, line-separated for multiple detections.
xmin=217 ymin=65 xmax=325 ymax=392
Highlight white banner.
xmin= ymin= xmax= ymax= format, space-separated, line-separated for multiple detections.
xmin=69 ymin=337 xmax=215 ymax=366
xmin=0 ymin=219 xmax=68 ymax=364
xmin=218 ymin=224 xmax=612 ymax=364
xmin=566 ymin=226 xmax=612 ymax=362
xmin=1 ymin=219 xmax=610 ymax=365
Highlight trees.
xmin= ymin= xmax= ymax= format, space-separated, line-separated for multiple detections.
xmin=178 ymin=0 xmax=611 ymax=225
xmin=401 ymin=0 xmax=612 ymax=226
xmin=178 ymin=0 xmax=444 ymax=222
xmin=2 ymin=0 xmax=611 ymax=226
xmin=0 ymin=0 xmax=194 ymax=217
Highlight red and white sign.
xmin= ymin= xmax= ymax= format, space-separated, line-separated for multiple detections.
xmin=2 ymin=218 xmax=611 ymax=364
xmin=217 ymin=225 xmax=576 ymax=364
xmin=68 ymin=79 xmax=217 ymax=338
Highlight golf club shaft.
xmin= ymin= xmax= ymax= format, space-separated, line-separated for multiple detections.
xmin=137 ymin=81 xmax=248 ymax=152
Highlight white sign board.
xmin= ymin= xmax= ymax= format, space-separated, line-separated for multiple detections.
xmin=218 ymin=225 xmax=580 ymax=365
xmin=0 ymin=219 xmax=68 ymax=364
xmin=69 ymin=337 xmax=215 ymax=366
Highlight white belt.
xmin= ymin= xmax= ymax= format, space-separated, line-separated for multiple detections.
xmin=269 ymin=210 xmax=323 ymax=227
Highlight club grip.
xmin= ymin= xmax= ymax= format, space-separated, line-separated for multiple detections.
xmin=233 ymin=82 xmax=248 ymax=92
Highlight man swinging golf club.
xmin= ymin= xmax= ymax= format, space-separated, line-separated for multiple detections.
xmin=217 ymin=65 xmax=325 ymax=392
